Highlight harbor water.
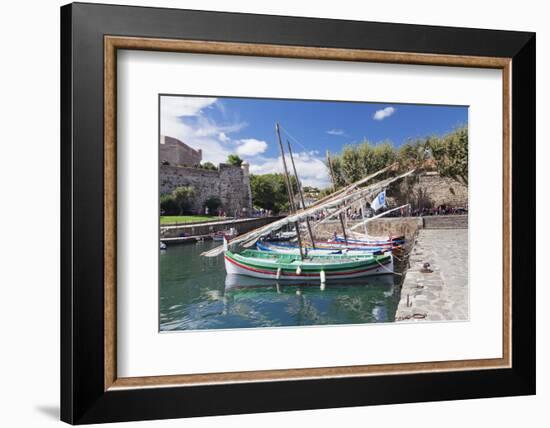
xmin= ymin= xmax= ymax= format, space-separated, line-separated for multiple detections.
xmin=160 ymin=240 xmax=404 ymax=331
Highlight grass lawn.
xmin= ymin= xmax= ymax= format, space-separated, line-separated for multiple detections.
xmin=160 ymin=215 xmax=223 ymax=224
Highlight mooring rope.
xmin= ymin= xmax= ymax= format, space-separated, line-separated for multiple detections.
xmin=376 ymin=259 xmax=404 ymax=276
xmin=391 ymin=251 xmax=411 ymax=262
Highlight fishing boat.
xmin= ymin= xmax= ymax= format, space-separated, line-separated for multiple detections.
xmin=256 ymin=240 xmax=387 ymax=256
xmin=201 ymin=143 xmax=417 ymax=259
xmin=268 ymin=230 xmax=297 ymax=241
xmin=224 ymin=249 xmax=393 ymax=281
xmin=212 ymin=227 xmax=237 ymax=241
xmin=332 ymin=234 xmax=405 ymax=246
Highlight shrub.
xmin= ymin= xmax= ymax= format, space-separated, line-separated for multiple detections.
xmin=205 ymin=197 xmax=222 ymax=212
xmin=171 ymin=186 xmax=195 ymax=215
xmin=201 ymin=162 xmax=217 ymax=170
xmin=160 ymin=194 xmax=178 ymax=215
xmin=227 ymin=154 xmax=243 ymax=167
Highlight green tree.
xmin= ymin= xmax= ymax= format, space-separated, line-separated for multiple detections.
xmin=160 ymin=194 xmax=177 ymax=215
xmin=327 ymin=156 xmax=346 ymax=188
xmin=332 ymin=140 xmax=397 ymax=185
xmin=341 ymin=145 xmax=363 ymax=183
xmin=201 ymin=162 xmax=217 ymax=170
xmin=204 ymin=196 xmax=222 ymax=213
xmin=427 ymin=126 xmax=468 ymax=185
xmin=371 ymin=141 xmax=397 ymax=171
xmin=397 ymin=141 xmax=421 ymax=168
xmin=227 ymin=154 xmax=243 ymax=167
xmin=171 ymin=186 xmax=195 ymax=215
xmin=329 ymin=126 xmax=468 ymax=187
xmin=250 ymin=173 xmax=298 ymax=214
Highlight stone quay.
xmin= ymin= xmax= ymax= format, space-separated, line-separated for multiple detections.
xmin=395 ymin=217 xmax=468 ymax=322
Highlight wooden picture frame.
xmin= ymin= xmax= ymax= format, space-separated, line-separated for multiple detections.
xmin=61 ymin=2 xmax=535 ymax=424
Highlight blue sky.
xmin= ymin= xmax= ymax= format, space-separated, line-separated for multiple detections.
xmin=160 ymin=95 xmax=467 ymax=188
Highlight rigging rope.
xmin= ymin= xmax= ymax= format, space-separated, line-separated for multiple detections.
xmin=279 ymin=125 xmax=311 ymax=153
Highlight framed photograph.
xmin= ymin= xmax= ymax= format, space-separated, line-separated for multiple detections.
xmin=61 ymin=2 xmax=535 ymax=424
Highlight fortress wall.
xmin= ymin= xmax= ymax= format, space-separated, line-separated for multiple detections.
xmin=218 ymin=164 xmax=253 ymax=216
xmin=160 ymin=164 xmax=251 ymax=214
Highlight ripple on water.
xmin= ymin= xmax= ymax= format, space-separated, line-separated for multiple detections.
xmin=160 ymin=241 xmax=402 ymax=331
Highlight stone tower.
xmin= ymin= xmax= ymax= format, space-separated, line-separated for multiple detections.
xmin=241 ymin=161 xmax=253 ymax=213
xmin=160 ymin=135 xmax=202 ymax=167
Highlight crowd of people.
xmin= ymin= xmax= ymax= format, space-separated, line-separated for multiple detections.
xmin=409 ymin=206 xmax=468 ymax=217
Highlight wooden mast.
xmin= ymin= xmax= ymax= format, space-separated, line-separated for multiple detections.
xmin=326 ymin=150 xmax=348 ymax=244
xmin=360 ymin=200 xmax=369 ymax=235
xmin=287 ymin=140 xmax=316 ymax=249
xmin=276 ymin=123 xmax=305 ymax=259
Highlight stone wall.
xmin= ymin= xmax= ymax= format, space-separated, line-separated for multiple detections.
xmin=423 ymin=214 xmax=468 ymax=229
xmin=314 ymin=215 xmax=468 ymax=241
xmin=160 ymin=163 xmax=252 ymax=215
xmin=389 ymin=172 xmax=468 ymax=209
xmin=160 ymin=135 xmax=202 ymax=167
xmin=314 ymin=217 xmax=423 ymax=241
xmin=365 ymin=217 xmax=424 ymax=238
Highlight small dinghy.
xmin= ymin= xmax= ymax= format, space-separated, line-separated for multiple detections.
xmin=212 ymin=227 xmax=238 ymax=241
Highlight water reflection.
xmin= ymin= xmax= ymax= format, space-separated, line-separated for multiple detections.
xmin=160 ymin=241 xmax=402 ymax=331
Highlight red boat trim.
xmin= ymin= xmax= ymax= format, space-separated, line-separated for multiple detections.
xmin=225 ymin=255 xmax=391 ymax=277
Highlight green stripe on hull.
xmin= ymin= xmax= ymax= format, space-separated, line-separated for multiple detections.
xmin=226 ymin=250 xmax=391 ymax=274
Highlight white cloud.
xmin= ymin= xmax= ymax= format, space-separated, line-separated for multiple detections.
xmin=160 ymin=96 xmax=247 ymax=165
xmin=193 ymin=116 xmax=246 ymax=138
xmin=161 ymin=96 xmax=217 ymax=118
xmin=373 ymin=106 xmax=396 ymax=121
xmin=161 ymin=119 xmax=230 ymax=165
xmin=236 ymin=139 xmax=268 ymax=156
xmin=326 ymin=129 xmax=346 ymax=136
xmin=249 ymin=151 xmax=331 ymax=189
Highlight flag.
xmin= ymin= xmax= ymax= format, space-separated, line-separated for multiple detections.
xmin=371 ymin=190 xmax=386 ymax=211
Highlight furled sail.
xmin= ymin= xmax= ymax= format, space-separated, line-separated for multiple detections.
xmin=201 ymin=167 xmax=415 ymax=257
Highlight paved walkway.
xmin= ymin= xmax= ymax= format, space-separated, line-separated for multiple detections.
xmin=395 ymin=228 xmax=468 ymax=322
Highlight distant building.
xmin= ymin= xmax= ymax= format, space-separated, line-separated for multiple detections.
xmin=302 ymin=196 xmax=318 ymax=207
xmin=160 ymin=135 xmax=202 ymax=167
